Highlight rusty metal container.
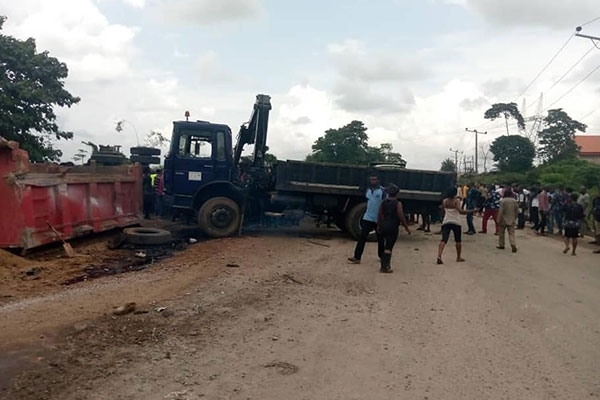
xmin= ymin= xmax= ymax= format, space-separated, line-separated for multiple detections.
xmin=0 ymin=138 xmax=142 ymax=250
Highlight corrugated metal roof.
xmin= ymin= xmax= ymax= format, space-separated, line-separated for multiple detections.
xmin=575 ymin=135 xmax=600 ymax=155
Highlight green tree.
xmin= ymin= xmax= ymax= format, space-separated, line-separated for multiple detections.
xmin=375 ymin=142 xmax=407 ymax=167
xmin=72 ymin=148 xmax=88 ymax=164
xmin=307 ymin=120 xmax=370 ymax=164
xmin=538 ymin=108 xmax=586 ymax=162
xmin=440 ymin=158 xmax=456 ymax=172
xmin=306 ymin=121 xmax=406 ymax=166
xmin=489 ymin=135 xmax=535 ymax=172
xmin=0 ymin=16 xmax=80 ymax=162
xmin=484 ymin=102 xmax=526 ymax=135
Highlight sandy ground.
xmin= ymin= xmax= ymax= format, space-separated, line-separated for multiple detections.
xmin=1 ymin=220 xmax=599 ymax=400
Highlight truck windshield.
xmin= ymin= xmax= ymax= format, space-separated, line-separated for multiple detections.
xmin=178 ymin=131 xmax=213 ymax=159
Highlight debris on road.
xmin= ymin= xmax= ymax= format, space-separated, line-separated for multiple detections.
xmin=135 ymin=251 xmax=147 ymax=258
xmin=188 ymin=238 xmax=198 ymax=244
xmin=307 ymin=239 xmax=331 ymax=247
xmin=226 ymin=263 xmax=240 ymax=268
xmin=282 ymin=273 xmax=304 ymax=285
xmin=112 ymin=302 xmax=136 ymax=315
xmin=264 ymin=361 xmax=299 ymax=375
xmin=155 ymin=307 xmax=168 ymax=312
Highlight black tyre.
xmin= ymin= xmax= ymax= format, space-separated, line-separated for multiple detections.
xmin=130 ymin=146 xmax=161 ymax=156
xmin=130 ymin=155 xmax=161 ymax=165
xmin=197 ymin=197 xmax=241 ymax=238
xmin=123 ymin=227 xmax=172 ymax=245
xmin=344 ymin=202 xmax=377 ymax=241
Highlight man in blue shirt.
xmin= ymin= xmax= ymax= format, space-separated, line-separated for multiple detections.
xmin=348 ymin=174 xmax=385 ymax=264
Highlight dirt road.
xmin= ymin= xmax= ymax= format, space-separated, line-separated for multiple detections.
xmin=1 ymin=223 xmax=599 ymax=400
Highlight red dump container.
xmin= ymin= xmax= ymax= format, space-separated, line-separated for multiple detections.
xmin=0 ymin=137 xmax=142 ymax=250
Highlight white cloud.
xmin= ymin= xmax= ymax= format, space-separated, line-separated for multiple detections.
xmin=460 ymin=0 xmax=598 ymax=28
xmin=1 ymin=0 xmax=138 ymax=82
xmin=162 ymin=0 xmax=263 ymax=25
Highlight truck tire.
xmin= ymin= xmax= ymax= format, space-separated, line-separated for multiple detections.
xmin=197 ymin=197 xmax=241 ymax=238
xmin=123 ymin=227 xmax=172 ymax=245
xmin=345 ymin=202 xmax=376 ymax=241
xmin=130 ymin=146 xmax=161 ymax=156
xmin=130 ymin=155 xmax=161 ymax=165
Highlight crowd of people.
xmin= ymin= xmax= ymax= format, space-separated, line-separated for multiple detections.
xmin=348 ymin=175 xmax=600 ymax=273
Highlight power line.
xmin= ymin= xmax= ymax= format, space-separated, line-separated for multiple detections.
xmin=543 ymin=62 xmax=600 ymax=112
xmin=513 ymin=32 xmax=575 ymax=101
xmin=580 ymin=16 xmax=600 ymax=27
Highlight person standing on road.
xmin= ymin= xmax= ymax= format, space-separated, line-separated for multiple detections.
xmin=563 ymin=193 xmax=585 ymax=256
xmin=348 ymin=174 xmax=385 ymax=264
xmin=142 ymin=167 xmax=154 ymax=219
xmin=437 ymin=187 xmax=476 ymax=265
xmin=497 ymin=188 xmax=519 ymax=253
xmin=591 ymin=189 xmax=600 ymax=247
xmin=480 ymin=185 xmax=500 ymax=235
xmin=536 ymin=187 xmax=550 ymax=236
xmin=516 ymin=186 xmax=528 ymax=229
xmin=549 ymin=187 xmax=565 ymax=235
xmin=530 ymin=188 xmax=540 ymax=230
xmin=577 ymin=187 xmax=590 ymax=237
xmin=376 ymin=184 xmax=411 ymax=273
xmin=464 ymin=182 xmax=480 ymax=235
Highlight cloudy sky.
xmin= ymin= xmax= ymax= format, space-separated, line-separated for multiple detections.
xmin=2 ymin=0 xmax=600 ymax=169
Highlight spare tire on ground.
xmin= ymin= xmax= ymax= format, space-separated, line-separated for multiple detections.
xmin=130 ymin=146 xmax=161 ymax=156
xmin=123 ymin=227 xmax=172 ymax=245
xmin=130 ymin=155 xmax=161 ymax=165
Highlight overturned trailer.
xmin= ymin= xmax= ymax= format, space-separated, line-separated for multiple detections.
xmin=0 ymin=138 xmax=143 ymax=251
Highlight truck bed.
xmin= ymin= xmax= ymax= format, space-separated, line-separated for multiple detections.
xmin=275 ymin=160 xmax=455 ymax=202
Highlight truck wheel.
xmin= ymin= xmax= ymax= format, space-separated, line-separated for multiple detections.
xmin=197 ymin=197 xmax=241 ymax=238
xmin=123 ymin=227 xmax=172 ymax=245
xmin=345 ymin=202 xmax=376 ymax=241
xmin=130 ymin=146 xmax=161 ymax=156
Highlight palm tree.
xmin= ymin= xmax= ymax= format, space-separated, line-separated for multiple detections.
xmin=440 ymin=158 xmax=456 ymax=172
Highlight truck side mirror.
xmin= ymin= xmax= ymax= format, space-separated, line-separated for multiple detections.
xmin=194 ymin=142 xmax=200 ymax=156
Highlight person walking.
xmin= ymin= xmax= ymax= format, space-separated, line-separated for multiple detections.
xmin=348 ymin=174 xmax=385 ymax=264
xmin=437 ymin=187 xmax=476 ymax=265
xmin=497 ymin=188 xmax=519 ymax=253
xmin=480 ymin=185 xmax=500 ymax=234
xmin=563 ymin=193 xmax=585 ymax=256
xmin=376 ymin=185 xmax=411 ymax=273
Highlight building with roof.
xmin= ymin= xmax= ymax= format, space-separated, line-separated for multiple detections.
xmin=574 ymin=135 xmax=600 ymax=165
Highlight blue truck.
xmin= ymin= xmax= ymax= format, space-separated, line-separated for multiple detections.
xmin=164 ymin=94 xmax=456 ymax=239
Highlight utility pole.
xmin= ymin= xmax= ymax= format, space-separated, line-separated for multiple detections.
xmin=465 ymin=128 xmax=487 ymax=174
xmin=449 ymin=148 xmax=463 ymax=174
xmin=575 ymin=26 xmax=600 ymax=41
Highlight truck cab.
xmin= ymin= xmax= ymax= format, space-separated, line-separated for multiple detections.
xmin=164 ymin=120 xmax=235 ymax=211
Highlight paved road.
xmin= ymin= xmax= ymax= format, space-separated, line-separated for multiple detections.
xmin=2 ymin=224 xmax=599 ymax=399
